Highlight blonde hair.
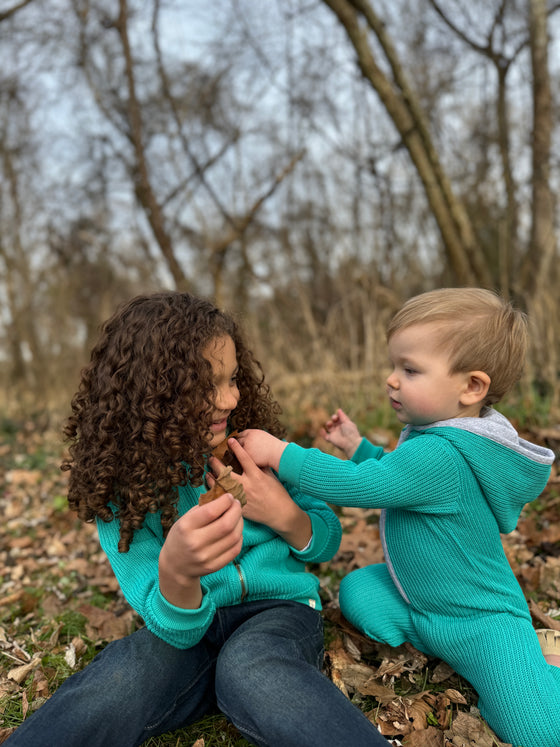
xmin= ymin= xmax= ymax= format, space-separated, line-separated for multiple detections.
xmin=387 ymin=288 xmax=528 ymax=405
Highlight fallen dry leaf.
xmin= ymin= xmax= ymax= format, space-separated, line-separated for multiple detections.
xmin=402 ymin=726 xmax=444 ymax=746
xmin=77 ymin=604 xmax=135 ymax=643
xmin=211 ymin=431 xmax=242 ymax=473
xmin=199 ymin=466 xmax=246 ymax=506
xmin=528 ymin=598 xmax=560 ymax=631
xmin=7 ymin=657 xmax=42 ymax=684
xmin=5 ymin=469 xmax=42 ymax=486
xmin=30 ymin=667 xmax=49 ymax=700
xmin=444 ymin=710 xmax=511 ymax=747
xmin=0 ymin=728 xmax=16 ymax=745
xmin=430 ymin=660 xmax=456 ymax=684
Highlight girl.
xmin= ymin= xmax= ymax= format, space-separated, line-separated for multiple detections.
xmin=7 ymin=292 xmax=387 ymax=747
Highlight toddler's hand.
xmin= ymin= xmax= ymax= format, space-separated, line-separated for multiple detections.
xmin=237 ymin=429 xmax=287 ymax=471
xmin=213 ymin=438 xmax=312 ymax=550
xmin=320 ymin=408 xmax=362 ymax=459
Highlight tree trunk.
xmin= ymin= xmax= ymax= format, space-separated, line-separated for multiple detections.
xmin=323 ymin=0 xmax=494 ymax=288
xmin=115 ymin=0 xmax=188 ymax=290
xmin=520 ymin=0 xmax=556 ymax=299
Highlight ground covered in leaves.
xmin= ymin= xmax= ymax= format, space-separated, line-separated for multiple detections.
xmin=1 ymin=414 xmax=560 ymax=747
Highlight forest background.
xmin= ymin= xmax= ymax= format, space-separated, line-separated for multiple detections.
xmin=1 ymin=1 xmax=560 ymax=746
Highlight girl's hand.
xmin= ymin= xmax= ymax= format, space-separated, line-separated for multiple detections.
xmin=209 ymin=438 xmax=312 ymax=551
xmin=158 ymin=493 xmax=244 ymax=609
xmin=236 ymin=428 xmax=287 ymax=470
xmin=319 ymin=408 xmax=362 ymax=459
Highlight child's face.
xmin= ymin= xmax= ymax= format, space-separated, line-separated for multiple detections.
xmin=386 ymin=323 xmax=474 ymax=426
xmin=202 ymin=335 xmax=240 ymax=448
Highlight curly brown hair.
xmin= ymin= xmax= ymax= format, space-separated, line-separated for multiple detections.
xmin=61 ymin=292 xmax=285 ymax=552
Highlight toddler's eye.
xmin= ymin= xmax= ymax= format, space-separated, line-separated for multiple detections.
xmin=404 ymin=367 xmax=417 ymax=375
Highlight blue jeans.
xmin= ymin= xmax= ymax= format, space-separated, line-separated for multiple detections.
xmin=6 ymin=600 xmax=387 ymax=747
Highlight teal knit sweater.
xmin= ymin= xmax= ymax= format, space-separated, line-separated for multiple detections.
xmin=277 ymin=408 xmax=559 ymax=747
xmin=96 ymin=480 xmax=342 ymax=649
xmin=280 ymin=408 xmax=553 ymax=618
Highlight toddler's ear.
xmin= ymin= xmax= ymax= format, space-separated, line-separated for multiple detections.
xmin=460 ymin=371 xmax=491 ymax=405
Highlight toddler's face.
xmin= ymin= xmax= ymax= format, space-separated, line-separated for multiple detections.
xmin=202 ymin=335 xmax=240 ymax=449
xmin=385 ymin=323 xmax=472 ymax=426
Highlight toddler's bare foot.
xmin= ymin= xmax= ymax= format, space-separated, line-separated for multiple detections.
xmin=536 ymin=629 xmax=560 ymax=667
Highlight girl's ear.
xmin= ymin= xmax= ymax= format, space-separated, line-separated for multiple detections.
xmin=460 ymin=371 xmax=491 ymax=405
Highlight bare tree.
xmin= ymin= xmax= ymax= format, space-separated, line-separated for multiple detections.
xmin=71 ymin=0 xmax=301 ymax=298
xmin=320 ymin=0 xmax=558 ymax=307
xmin=521 ymin=0 xmax=557 ymax=298
xmin=322 ymin=0 xmax=492 ymax=288
xmin=0 ymin=0 xmax=35 ymax=23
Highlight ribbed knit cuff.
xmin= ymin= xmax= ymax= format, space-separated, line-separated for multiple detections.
xmin=352 ymin=437 xmax=385 ymax=463
xmin=146 ymin=587 xmax=214 ymax=649
xmin=278 ymin=441 xmax=309 ymax=489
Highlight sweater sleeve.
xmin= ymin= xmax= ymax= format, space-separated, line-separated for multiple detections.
xmin=284 ymin=485 xmax=342 ymax=562
xmin=278 ymin=434 xmax=461 ymax=514
xmin=351 ymin=437 xmax=385 ymax=464
xmin=96 ymin=515 xmax=217 ymax=649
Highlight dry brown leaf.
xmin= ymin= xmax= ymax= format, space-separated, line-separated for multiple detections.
xmin=376 ymin=700 xmax=413 ymax=736
xmin=405 ymin=693 xmax=435 ymax=731
xmin=7 ymin=657 xmax=41 ymax=684
xmin=71 ymin=636 xmax=88 ymax=656
xmin=375 ymin=643 xmax=428 ymax=680
xmin=324 ymin=636 xmax=377 ymax=696
xmin=211 ymin=431 xmax=242 ymax=473
xmin=333 ymin=519 xmax=385 ymax=569
xmin=444 ymin=689 xmax=467 ymax=705
xmin=444 ymin=711 xmax=511 ymax=747
xmin=430 ymin=660 xmax=455 ymax=684
xmin=359 ymin=677 xmax=399 ymax=704
xmin=21 ymin=689 xmax=29 ymax=720
xmin=0 ymin=681 xmax=18 ymax=698
xmin=30 ymin=667 xmax=49 ymax=700
xmin=199 ymin=466 xmax=246 ymax=507
xmin=77 ymin=604 xmax=134 ymax=642
xmin=402 ymin=726 xmax=444 ymax=746
xmin=0 ymin=728 xmax=16 ymax=745
xmin=529 ymin=598 xmax=560 ymax=631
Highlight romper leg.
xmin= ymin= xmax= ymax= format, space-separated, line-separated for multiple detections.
xmin=339 ymin=564 xmax=427 ymax=652
xmin=416 ymin=612 xmax=560 ymax=747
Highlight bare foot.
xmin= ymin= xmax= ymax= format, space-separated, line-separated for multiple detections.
xmin=536 ymin=629 xmax=560 ymax=668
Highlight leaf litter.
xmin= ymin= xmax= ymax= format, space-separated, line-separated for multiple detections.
xmin=1 ymin=418 xmax=559 ymax=746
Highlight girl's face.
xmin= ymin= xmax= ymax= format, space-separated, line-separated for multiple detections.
xmin=202 ymin=335 xmax=240 ymax=448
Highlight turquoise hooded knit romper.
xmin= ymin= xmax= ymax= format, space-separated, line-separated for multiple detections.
xmin=278 ymin=408 xmax=558 ymax=747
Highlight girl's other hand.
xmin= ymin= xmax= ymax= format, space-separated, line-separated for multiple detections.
xmin=236 ymin=429 xmax=287 ymax=471
xmin=158 ymin=493 xmax=243 ymax=609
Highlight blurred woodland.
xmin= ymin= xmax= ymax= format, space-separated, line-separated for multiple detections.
xmin=2 ymin=3 xmax=560 ymax=744
xmin=1 ymin=0 xmax=560 ymax=422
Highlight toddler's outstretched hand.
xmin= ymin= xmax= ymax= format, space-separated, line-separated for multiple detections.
xmin=320 ymin=408 xmax=362 ymax=459
xmin=237 ymin=429 xmax=287 ymax=472
xmin=211 ymin=438 xmax=312 ymax=550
